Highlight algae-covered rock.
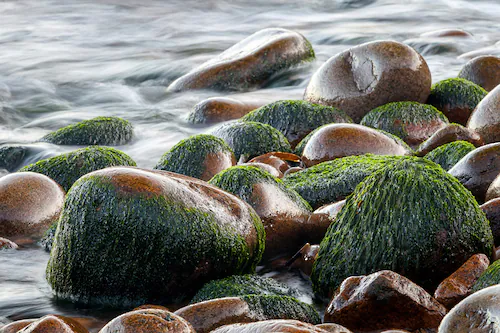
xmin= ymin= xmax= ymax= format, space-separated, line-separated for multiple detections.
xmin=283 ymin=155 xmax=404 ymax=209
xmin=424 ymin=140 xmax=476 ymax=171
xmin=46 ymin=167 xmax=265 ymax=307
xmin=154 ymin=134 xmax=235 ymax=181
xmin=39 ymin=116 xmax=133 ymax=146
xmin=311 ymin=157 xmax=493 ymax=297
xmin=191 ymin=274 xmax=299 ymax=304
xmin=0 ymin=145 xmax=26 ymax=171
xmin=360 ymin=101 xmax=449 ymax=147
xmin=242 ymin=100 xmax=352 ymax=147
xmin=19 ymin=146 xmax=136 ymax=192
xmin=470 ymin=260 xmax=500 ymax=293
xmin=209 ymin=166 xmax=311 ymax=258
xmin=427 ymin=78 xmax=487 ymax=125
xmin=212 ymin=121 xmax=291 ymax=161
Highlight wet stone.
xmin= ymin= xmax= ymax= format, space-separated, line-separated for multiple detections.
xmin=458 ymin=55 xmax=500 ymax=91
xmin=415 ymin=123 xmax=483 ymax=156
xmin=421 ymin=29 xmax=473 ymax=38
xmin=10 ymin=315 xmax=89 ymax=333
xmin=188 ymin=97 xmax=262 ymax=124
xmin=470 ymin=259 xmax=500 ymax=293
xmin=0 ymin=237 xmax=18 ymax=250
xmin=288 ymin=243 xmax=320 ymax=276
xmin=467 ymin=84 xmax=500 ymax=144
xmin=480 ymin=198 xmax=500 ymax=245
xmin=486 ymin=173 xmax=500 ymax=201
xmin=315 ymin=323 xmax=353 ymax=333
xmin=248 ymin=152 xmax=300 ymax=174
xmin=211 ymin=319 xmax=330 ymax=333
xmin=239 ymin=162 xmax=283 ymax=178
xmin=0 ymin=319 xmax=37 ymax=333
xmin=305 ymin=200 xmax=346 ymax=244
xmin=0 ymin=145 xmax=27 ymax=172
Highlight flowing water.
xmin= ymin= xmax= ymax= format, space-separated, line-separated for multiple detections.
xmin=1 ymin=0 xmax=500 ymax=329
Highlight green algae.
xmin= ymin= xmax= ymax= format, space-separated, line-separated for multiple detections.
xmin=471 ymin=260 xmax=500 ymax=293
xmin=424 ymin=140 xmax=476 ymax=171
xmin=311 ymin=157 xmax=493 ymax=298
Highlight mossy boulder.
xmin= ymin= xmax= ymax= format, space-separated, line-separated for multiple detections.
xmin=283 ymin=155 xmax=405 ymax=209
xmin=191 ymin=274 xmax=299 ymax=304
xmin=424 ymin=140 xmax=476 ymax=171
xmin=242 ymin=100 xmax=352 ymax=147
xmin=154 ymin=134 xmax=235 ymax=181
xmin=39 ymin=116 xmax=133 ymax=146
xmin=46 ymin=167 xmax=265 ymax=307
xmin=470 ymin=260 xmax=500 ymax=293
xmin=311 ymin=157 xmax=493 ymax=298
xmin=360 ymin=101 xmax=449 ymax=147
xmin=212 ymin=121 xmax=291 ymax=161
xmin=0 ymin=145 xmax=26 ymax=171
xmin=19 ymin=146 xmax=136 ymax=192
xmin=427 ymin=78 xmax=487 ymax=125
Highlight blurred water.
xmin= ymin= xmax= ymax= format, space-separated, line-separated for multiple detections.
xmin=1 ymin=0 xmax=500 ymax=329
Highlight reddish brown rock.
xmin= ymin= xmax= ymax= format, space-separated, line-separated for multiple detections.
xmin=480 ymin=198 xmax=500 ymax=245
xmin=415 ymin=123 xmax=483 ymax=156
xmin=239 ymin=162 xmax=283 ymax=178
xmin=99 ymin=309 xmax=194 ymax=333
xmin=304 ymin=40 xmax=431 ymax=123
xmin=301 ymin=124 xmax=411 ymax=167
xmin=305 ymin=200 xmax=346 ymax=244
xmin=486 ymin=173 xmax=500 ymax=202
xmin=324 ymin=270 xmax=447 ymax=332
xmin=315 ymin=324 xmax=352 ymax=333
xmin=0 ymin=172 xmax=65 ymax=239
xmin=211 ymin=319 xmax=330 ymax=333
xmin=188 ymin=97 xmax=261 ymax=124
xmin=0 ymin=319 xmax=37 ymax=333
xmin=249 ymin=152 xmax=300 ymax=174
xmin=288 ymin=243 xmax=320 ymax=276
xmin=458 ymin=55 xmax=500 ymax=91
xmin=449 ymin=142 xmax=500 ymax=203
xmin=421 ymin=29 xmax=472 ymax=38
xmin=10 ymin=315 xmax=88 ymax=333
xmin=467 ymin=84 xmax=500 ymax=144
xmin=0 ymin=237 xmax=18 ymax=250
xmin=434 ymin=254 xmax=490 ymax=309
xmin=132 ymin=304 xmax=169 ymax=311
xmin=284 ymin=167 xmax=303 ymax=176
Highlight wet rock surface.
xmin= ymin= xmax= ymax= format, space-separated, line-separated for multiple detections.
xmin=188 ymin=97 xmax=262 ymax=124
xmin=424 ymin=140 xmax=476 ymax=171
xmin=471 ymin=259 xmax=500 ymax=293
xmin=248 ymin=152 xmax=300 ymax=175
xmin=168 ymin=28 xmax=314 ymax=92
xmin=415 ymin=123 xmax=483 ymax=156
xmin=305 ymin=200 xmax=346 ymax=244
xmin=0 ymin=237 xmax=19 ymax=250
xmin=467 ymin=84 xmax=500 ymax=144
xmin=0 ymin=146 xmax=27 ymax=172
xmin=315 ymin=323 xmax=353 ymax=333
xmin=7 ymin=315 xmax=89 ymax=333
xmin=304 ymin=40 xmax=431 ymax=122
xmin=0 ymin=172 xmax=65 ymax=239
xmin=0 ymin=319 xmax=37 ymax=333
xmin=480 ymin=198 xmax=500 ymax=245
xmin=287 ymin=243 xmax=320 ymax=276
xmin=458 ymin=55 xmax=500 ymax=91
xmin=486 ymin=174 xmax=500 ymax=201
xmin=324 ymin=270 xmax=447 ymax=332
xmin=210 ymin=319 xmax=328 ymax=333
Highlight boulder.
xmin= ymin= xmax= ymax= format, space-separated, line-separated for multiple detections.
xmin=0 ymin=319 xmax=37 ymax=333
xmin=480 ymin=198 xmax=500 ymax=245
xmin=306 ymin=200 xmax=346 ymax=244
xmin=188 ymin=97 xmax=261 ymax=124
xmin=467 ymin=84 xmax=500 ymax=144
xmin=471 ymin=259 xmax=500 ymax=293
xmin=424 ymin=140 xmax=476 ymax=171
xmin=99 ymin=309 xmax=194 ymax=333
xmin=458 ymin=55 xmax=500 ymax=91
xmin=0 ymin=145 xmax=26 ymax=171
xmin=4 ymin=315 xmax=88 ymax=333
xmin=210 ymin=319 xmax=329 ymax=333
xmin=486 ymin=174 xmax=500 ymax=201
xmin=415 ymin=123 xmax=483 ymax=156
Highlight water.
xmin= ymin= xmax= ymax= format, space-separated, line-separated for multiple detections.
xmin=1 ymin=0 xmax=500 ymax=329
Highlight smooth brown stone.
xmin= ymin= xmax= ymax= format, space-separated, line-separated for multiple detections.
xmin=315 ymin=323 xmax=352 ymax=333
xmin=249 ymin=152 xmax=300 ymax=174
xmin=449 ymin=142 xmax=500 ymax=203
xmin=304 ymin=40 xmax=431 ymax=123
xmin=99 ymin=309 xmax=194 ymax=333
xmin=284 ymin=167 xmax=303 ymax=176
xmin=305 ymin=200 xmax=346 ymax=244
xmin=324 ymin=270 xmax=447 ymax=332
xmin=486 ymin=173 xmax=500 ymax=202
xmin=433 ymin=254 xmax=490 ymax=309
xmin=211 ymin=319 xmax=329 ymax=333
xmin=200 ymin=151 xmax=236 ymax=182
xmin=0 ymin=237 xmax=18 ymax=249
xmin=288 ymin=243 xmax=320 ymax=276
xmin=0 ymin=319 xmax=37 ymax=333
xmin=0 ymin=172 xmax=65 ymax=239
xmin=480 ymin=198 xmax=500 ymax=245
xmin=467 ymin=84 xmax=500 ymax=144
xmin=132 ymin=304 xmax=169 ymax=311
xmin=301 ymin=124 xmax=411 ymax=167
xmin=458 ymin=55 xmax=500 ymax=91
xmin=189 ymin=97 xmax=261 ymax=124
xmin=416 ymin=124 xmax=483 ymax=156
xmin=239 ymin=162 xmax=283 ymax=178
xmin=421 ymin=29 xmax=472 ymax=38
xmin=12 ymin=315 xmax=88 ymax=333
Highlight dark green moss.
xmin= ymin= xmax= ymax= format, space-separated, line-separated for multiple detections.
xmin=241 ymin=294 xmax=320 ymax=324
xmin=0 ymin=145 xmax=26 ymax=171
xmin=212 ymin=121 xmax=291 ymax=161
xmin=283 ymin=155 xmax=405 ymax=209
xmin=311 ymin=157 xmax=493 ymax=298
xmin=46 ymin=170 xmax=265 ymax=307
xmin=39 ymin=116 xmax=133 ymax=146
xmin=39 ymin=222 xmax=58 ymax=252
xmin=242 ymin=100 xmax=352 ymax=147
xmin=424 ymin=141 xmax=476 ymax=171
xmin=154 ymin=134 xmax=234 ymax=179
xmin=360 ymin=102 xmax=449 ymax=144
xmin=471 ymin=260 xmax=500 ymax=293
xmin=19 ymin=146 xmax=136 ymax=192
xmin=191 ymin=274 xmax=299 ymax=304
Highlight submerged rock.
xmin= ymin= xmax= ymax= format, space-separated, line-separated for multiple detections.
xmin=424 ymin=140 xmax=476 ymax=171
xmin=304 ymin=40 xmax=431 ymax=122
xmin=168 ymin=28 xmax=314 ymax=92
xmin=188 ymin=97 xmax=262 ymax=124
xmin=311 ymin=157 xmax=493 ymax=297
xmin=467 ymin=84 xmax=500 ymax=144
xmin=415 ymin=123 xmax=483 ymax=156
xmin=39 ymin=116 xmax=133 ymax=146
xmin=458 ymin=55 xmax=500 ymax=91
xmin=46 ymin=167 xmax=265 ymax=307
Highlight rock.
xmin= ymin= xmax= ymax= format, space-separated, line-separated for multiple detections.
xmin=0 ymin=145 xmax=26 ymax=171
xmin=0 ymin=172 xmax=64 ymax=239
xmin=471 ymin=259 xmax=500 ymax=293
xmin=46 ymin=167 xmax=265 ymax=307
xmin=480 ymin=198 xmax=500 ymax=245
xmin=467 ymin=84 xmax=500 ymax=144
xmin=209 ymin=166 xmax=311 ymax=258
xmin=249 ymin=152 xmax=301 ymax=174
xmin=19 ymin=146 xmax=136 ymax=192
xmin=39 ymin=116 xmax=133 ymax=146
xmin=415 ymin=123 xmax=483 ymax=156
xmin=283 ymin=155 xmax=404 ymax=209
xmin=421 ymin=29 xmax=473 ymax=38
xmin=458 ymin=55 xmax=500 ymax=91
xmin=168 ymin=28 xmax=314 ymax=92
xmin=284 ymin=166 xmax=303 ymax=176
xmin=315 ymin=323 xmax=353 ymax=333
xmin=211 ymin=319 xmax=329 ymax=333
xmin=288 ymin=243 xmax=320 ymax=276
xmin=5 ymin=315 xmax=88 ymax=333
xmin=324 ymin=270 xmax=447 ymax=332
xmin=434 ymin=254 xmax=490 ymax=309
xmin=212 ymin=121 xmax=291 ymax=161
xmin=239 ymin=162 xmax=283 ymax=178
xmin=154 ymin=134 xmax=235 ymax=181
xmin=133 ymin=305 xmax=170 ymax=311
xmin=311 ymin=157 xmax=494 ymax=297
xmin=242 ymin=100 xmax=352 ymax=148
xmin=39 ymin=222 xmax=57 ymax=252
xmin=99 ymin=309 xmax=194 ymax=333
xmin=438 ymin=284 xmax=500 ymax=332
xmin=0 ymin=237 xmax=18 ymax=250
xmin=486 ymin=174 xmax=500 ymax=201
xmin=449 ymin=143 xmax=500 ymax=203
xmin=304 ymin=40 xmax=431 ymax=123
xmin=427 ymin=78 xmax=487 ymax=125
xmin=301 ymin=124 xmax=412 ymax=167
xmin=188 ymin=97 xmax=262 ymax=124
xmin=0 ymin=319 xmax=37 ymax=333
xmin=305 ymin=201 xmax=346 ymax=244
xmin=424 ymin=140 xmax=476 ymax=171
xmin=360 ymin=101 xmax=449 ymax=148
xmin=175 ymin=296 xmax=320 ymax=333
xmin=191 ymin=274 xmax=299 ymax=304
